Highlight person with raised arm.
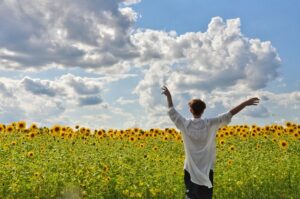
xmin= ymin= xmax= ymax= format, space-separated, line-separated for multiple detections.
xmin=161 ymin=86 xmax=259 ymax=199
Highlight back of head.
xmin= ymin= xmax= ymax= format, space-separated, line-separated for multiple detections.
xmin=188 ymin=99 xmax=206 ymax=117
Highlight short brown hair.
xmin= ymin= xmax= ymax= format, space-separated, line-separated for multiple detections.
xmin=188 ymin=99 xmax=206 ymax=116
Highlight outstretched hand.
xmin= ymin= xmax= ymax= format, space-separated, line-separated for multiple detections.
xmin=161 ymin=86 xmax=171 ymax=97
xmin=230 ymin=97 xmax=260 ymax=116
xmin=161 ymin=86 xmax=173 ymax=108
xmin=244 ymin=97 xmax=260 ymax=106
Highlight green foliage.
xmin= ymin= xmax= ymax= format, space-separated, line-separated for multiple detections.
xmin=0 ymin=123 xmax=299 ymax=198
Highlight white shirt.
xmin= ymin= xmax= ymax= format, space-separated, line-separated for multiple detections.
xmin=168 ymin=107 xmax=233 ymax=188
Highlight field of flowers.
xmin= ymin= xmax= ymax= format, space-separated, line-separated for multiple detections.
xmin=0 ymin=121 xmax=299 ymax=199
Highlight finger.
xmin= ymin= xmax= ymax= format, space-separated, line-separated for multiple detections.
xmin=161 ymin=86 xmax=167 ymax=91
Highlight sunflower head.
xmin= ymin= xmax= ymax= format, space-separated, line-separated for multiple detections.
xmin=17 ymin=121 xmax=26 ymax=130
xmin=30 ymin=123 xmax=38 ymax=130
xmin=6 ymin=125 xmax=14 ymax=133
xmin=228 ymin=145 xmax=235 ymax=152
xmin=279 ymin=140 xmax=288 ymax=150
xmin=0 ymin=124 xmax=5 ymax=132
xmin=139 ymin=143 xmax=145 ymax=148
xmin=52 ymin=125 xmax=61 ymax=134
xmin=27 ymin=151 xmax=34 ymax=158
xmin=129 ymin=136 xmax=136 ymax=142
xmin=219 ymin=139 xmax=225 ymax=146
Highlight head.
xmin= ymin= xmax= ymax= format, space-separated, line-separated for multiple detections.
xmin=188 ymin=99 xmax=206 ymax=118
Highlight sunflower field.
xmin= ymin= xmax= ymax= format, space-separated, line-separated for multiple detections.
xmin=0 ymin=121 xmax=299 ymax=199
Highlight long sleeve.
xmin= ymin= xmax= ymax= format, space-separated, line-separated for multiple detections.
xmin=168 ymin=107 xmax=187 ymax=132
xmin=207 ymin=111 xmax=233 ymax=129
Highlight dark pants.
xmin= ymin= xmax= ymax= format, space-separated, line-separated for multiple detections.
xmin=184 ymin=170 xmax=214 ymax=199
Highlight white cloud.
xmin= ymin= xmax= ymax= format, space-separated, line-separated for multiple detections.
xmin=0 ymin=72 xmax=143 ymax=128
xmin=0 ymin=81 xmax=13 ymax=97
xmin=132 ymin=17 xmax=281 ymax=127
xmin=22 ymin=77 xmax=58 ymax=97
xmin=1 ymin=1 xmax=297 ymax=128
xmin=0 ymin=0 xmax=139 ymax=71
xmin=116 ymin=97 xmax=136 ymax=105
xmin=122 ymin=0 xmax=141 ymax=6
xmin=243 ymin=105 xmax=271 ymax=118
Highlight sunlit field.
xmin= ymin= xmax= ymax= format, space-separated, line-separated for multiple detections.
xmin=0 ymin=122 xmax=299 ymax=199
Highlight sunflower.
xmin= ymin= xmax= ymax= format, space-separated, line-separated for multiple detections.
xmin=60 ymin=131 xmax=65 ymax=137
xmin=0 ymin=124 xmax=4 ymax=132
xmin=27 ymin=151 xmax=34 ymax=158
xmin=241 ymin=134 xmax=247 ymax=139
xmin=279 ymin=140 xmax=288 ymax=149
xmin=228 ymin=145 xmax=235 ymax=152
xmin=97 ymin=130 xmax=104 ymax=137
xmin=79 ymin=127 xmax=86 ymax=134
xmin=30 ymin=123 xmax=38 ymax=130
xmin=103 ymin=165 xmax=109 ymax=173
xmin=129 ymin=136 xmax=136 ymax=142
xmin=285 ymin=122 xmax=291 ymax=128
xmin=219 ymin=139 xmax=225 ymax=146
xmin=11 ymin=141 xmax=17 ymax=146
xmin=175 ymin=135 xmax=181 ymax=141
xmin=153 ymin=146 xmax=158 ymax=151
xmin=251 ymin=132 xmax=257 ymax=138
xmin=17 ymin=121 xmax=26 ymax=130
xmin=139 ymin=143 xmax=145 ymax=148
xmin=255 ymin=144 xmax=261 ymax=150
xmin=28 ymin=131 xmax=36 ymax=139
xmin=6 ymin=125 xmax=14 ymax=133
xmin=293 ymin=132 xmax=299 ymax=140
xmin=52 ymin=125 xmax=61 ymax=134
xmin=227 ymin=160 xmax=233 ymax=166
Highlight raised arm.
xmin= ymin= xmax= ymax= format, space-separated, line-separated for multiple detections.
xmin=230 ymin=97 xmax=260 ymax=116
xmin=161 ymin=86 xmax=173 ymax=108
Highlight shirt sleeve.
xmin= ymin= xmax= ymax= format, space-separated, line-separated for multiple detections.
xmin=167 ymin=107 xmax=187 ymax=132
xmin=207 ymin=111 xmax=233 ymax=129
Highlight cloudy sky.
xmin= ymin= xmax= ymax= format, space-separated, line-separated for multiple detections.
xmin=0 ymin=0 xmax=299 ymax=129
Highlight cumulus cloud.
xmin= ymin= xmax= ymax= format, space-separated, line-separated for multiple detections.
xmin=132 ymin=17 xmax=281 ymax=127
xmin=0 ymin=73 xmax=136 ymax=126
xmin=0 ymin=82 xmax=13 ymax=97
xmin=243 ymin=105 xmax=271 ymax=118
xmin=22 ymin=77 xmax=58 ymax=97
xmin=60 ymin=74 xmax=102 ymax=95
xmin=116 ymin=97 xmax=136 ymax=105
xmin=0 ymin=68 xmax=148 ymax=128
xmin=0 ymin=0 xmax=139 ymax=71
xmin=122 ymin=0 xmax=141 ymax=6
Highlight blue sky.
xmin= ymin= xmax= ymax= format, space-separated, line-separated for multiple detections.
xmin=0 ymin=0 xmax=299 ymax=129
